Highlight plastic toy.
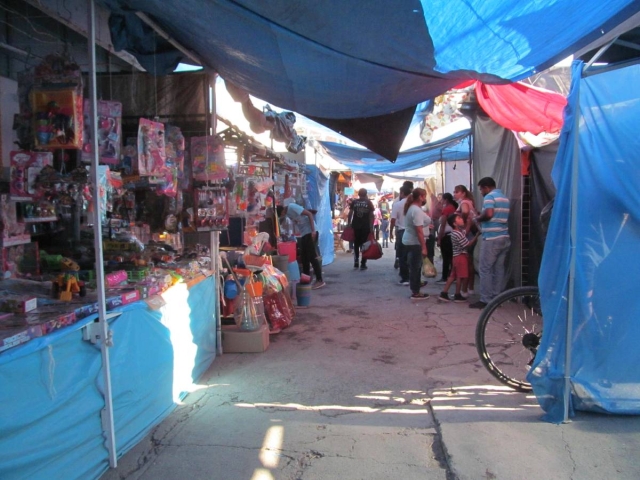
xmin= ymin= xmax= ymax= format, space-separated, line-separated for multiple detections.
xmin=51 ymin=273 xmax=86 ymax=301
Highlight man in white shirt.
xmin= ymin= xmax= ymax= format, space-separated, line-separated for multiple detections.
xmin=390 ymin=184 xmax=412 ymax=284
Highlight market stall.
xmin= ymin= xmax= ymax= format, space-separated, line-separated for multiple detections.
xmin=0 ymin=34 xmax=305 ymax=479
xmin=0 ymin=38 xmax=224 ymax=478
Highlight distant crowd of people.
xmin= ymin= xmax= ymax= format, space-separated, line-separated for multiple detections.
xmin=341 ymin=177 xmax=511 ymax=306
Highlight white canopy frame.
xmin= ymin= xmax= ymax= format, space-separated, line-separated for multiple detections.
xmin=87 ymin=0 xmax=117 ymax=467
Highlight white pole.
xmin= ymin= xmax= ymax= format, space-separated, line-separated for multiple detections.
xmin=207 ymin=74 xmax=223 ymax=355
xmin=563 ymin=70 xmax=582 ymax=423
xmin=88 ymin=0 xmax=117 ymax=465
xmin=211 ymin=231 xmax=222 ymax=355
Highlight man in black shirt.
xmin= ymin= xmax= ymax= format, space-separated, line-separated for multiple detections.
xmin=348 ymin=188 xmax=374 ymax=270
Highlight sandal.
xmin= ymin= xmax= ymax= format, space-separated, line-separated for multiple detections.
xmin=410 ymin=292 xmax=430 ymax=300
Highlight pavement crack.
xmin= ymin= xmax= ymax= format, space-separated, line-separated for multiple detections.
xmin=561 ymin=429 xmax=577 ymax=478
xmin=426 ymin=399 xmax=458 ymax=480
xmin=422 ymin=356 xmax=480 ymax=376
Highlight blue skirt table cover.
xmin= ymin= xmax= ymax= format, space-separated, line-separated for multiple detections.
xmin=0 ymin=276 xmax=217 ymax=480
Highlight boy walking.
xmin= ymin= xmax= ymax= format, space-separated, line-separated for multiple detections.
xmin=438 ymin=213 xmax=479 ymax=303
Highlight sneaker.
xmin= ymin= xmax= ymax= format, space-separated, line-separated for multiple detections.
xmin=398 ymin=280 xmax=410 ymax=286
xmin=435 ymin=279 xmax=447 ymax=285
xmin=411 ymin=292 xmax=430 ymax=300
xmin=394 ymin=258 xmax=399 ymax=269
xmin=453 ymin=294 xmax=466 ymax=303
xmin=354 ymin=262 xmax=359 ymax=269
xmin=460 ymin=291 xmax=469 ymax=298
xmin=469 ymin=301 xmax=488 ymax=309
xmin=438 ymin=292 xmax=450 ymax=302
xmin=360 ymin=264 xmax=368 ymax=270
xmin=467 ymin=289 xmax=475 ymax=295
xmin=311 ymin=281 xmax=326 ymax=290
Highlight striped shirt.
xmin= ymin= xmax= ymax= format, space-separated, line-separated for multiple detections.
xmin=481 ymin=188 xmax=510 ymax=240
xmin=450 ymin=229 xmax=469 ymax=256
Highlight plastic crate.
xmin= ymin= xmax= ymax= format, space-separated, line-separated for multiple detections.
xmin=78 ymin=270 xmax=95 ymax=282
xmin=126 ymin=269 xmax=149 ymax=282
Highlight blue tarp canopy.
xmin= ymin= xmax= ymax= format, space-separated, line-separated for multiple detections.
xmin=319 ymin=130 xmax=471 ymax=174
xmin=101 ymin=0 xmax=640 ymax=160
xmin=528 ymin=60 xmax=640 ymax=422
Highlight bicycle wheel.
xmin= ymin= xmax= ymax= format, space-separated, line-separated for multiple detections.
xmin=475 ymin=286 xmax=543 ymax=392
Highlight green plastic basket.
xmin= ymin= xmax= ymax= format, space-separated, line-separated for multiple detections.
xmin=126 ymin=269 xmax=149 ymax=282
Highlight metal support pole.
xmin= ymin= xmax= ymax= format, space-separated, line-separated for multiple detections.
xmin=211 ymin=231 xmax=223 ymax=355
xmin=563 ymin=73 xmax=582 ymax=424
xmin=87 ymin=0 xmax=117 ymax=466
xmin=209 ymin=73 xmax=217 ymax=136
xmin=468 ymin=129 xmax=474 ymax=190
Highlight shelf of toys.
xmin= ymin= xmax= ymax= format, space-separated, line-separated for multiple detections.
xmin=1 ymin=53 xmax=225 ymax=354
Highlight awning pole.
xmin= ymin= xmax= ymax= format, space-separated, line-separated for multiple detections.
xmin=88 ymin=0 xmax=117 ymax=466
xmin=564 ymin=70 xmax=582 ymax=423
xmin=439 ymin=150 xmax=444 ymax=194
xmin=212 ymin=231 xmax=222 ymax=355
xmin=468 ymin=131 xmax=473 ymax=190
xmin=207 ymin=73 xmax=223 ymax=355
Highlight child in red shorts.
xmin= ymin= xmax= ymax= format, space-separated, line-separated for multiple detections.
xmin=438 ymin=213 xmax=479 ymax=302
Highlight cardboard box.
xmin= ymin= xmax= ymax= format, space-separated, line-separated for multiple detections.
xmin=105 ymin=295 xmax=123 ymax=310
xmin=222 ymin=324 xmax=269 ymax=353
xmin=37 ymin=312 xmax=77 ymax=335
xmin=74 ymin=302 xmax=99 ymax=320
xmin=0 ymin=296 xmax=37 ymax=314
xmin=120 ymin=290 xmax=140 ymax=305
xmin=0 ymin=315 xmax=43 ymax=352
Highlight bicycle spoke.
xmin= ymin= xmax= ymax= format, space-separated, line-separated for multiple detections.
xmin=476 ymin=287 xmax=543 ymax=392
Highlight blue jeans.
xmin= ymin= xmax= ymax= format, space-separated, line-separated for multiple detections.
xmin=406 ymin=244 xmax=423 ymax=294
xmin=479 ymin=236 xmax=511 ymax=303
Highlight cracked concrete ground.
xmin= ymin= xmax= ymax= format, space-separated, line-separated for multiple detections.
xmin=102 ymin=247 xmax=640 ymax=480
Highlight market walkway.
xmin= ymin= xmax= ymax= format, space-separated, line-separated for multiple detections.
xmin=103 ymin=246 xmax=640 ymax=480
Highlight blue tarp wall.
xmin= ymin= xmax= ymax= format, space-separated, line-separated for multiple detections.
xmin=529 ymin=61 xmax=640 ymax=422
xmin=0 ymin=277 xmax=217 ymax=479
xmin=305 ymin=165 xmax=334 ymax=266
xmin=319 ymin=130 xmax=471 ymax=173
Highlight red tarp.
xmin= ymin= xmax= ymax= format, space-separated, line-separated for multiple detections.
xmin=475 ymin=81 xmax=567 ymax=134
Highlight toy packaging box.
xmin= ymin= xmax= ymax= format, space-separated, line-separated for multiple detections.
xmin=2 ymin=242 xmax=40 ymax=278
xmin=82 ymin=100 xmax=122 ymax=165
xmin=190 ymin=135 xmax=227 ymax=181
xmin=0 ymin=316 xmax=42 ymax=353
xmin=30 ymin=87 xmax=83 ymax=150
xmin=137 ymin=118 xmax=166 ymax=176
xmin=9 ymin=151 xmax=54 ymax=201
